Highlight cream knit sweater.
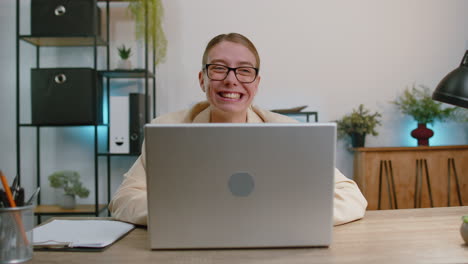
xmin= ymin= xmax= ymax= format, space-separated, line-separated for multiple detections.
xmin=108 ymin=101 xmax=367 ymax=226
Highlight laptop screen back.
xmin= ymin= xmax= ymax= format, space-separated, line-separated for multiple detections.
xmin=145 ymin=123 xmax=336 ymax=249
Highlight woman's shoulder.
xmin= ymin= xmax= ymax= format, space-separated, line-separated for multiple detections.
xmin=150 ymin=110 xmax=189 ymax=124
xmin=150 ymin=101 xmax=211 ymax=124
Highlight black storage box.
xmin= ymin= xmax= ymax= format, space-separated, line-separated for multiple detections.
xmin=31 ymin=68 xmax=103 ymax=125
xmin=31 ymin=0 xmax=101 ymax=36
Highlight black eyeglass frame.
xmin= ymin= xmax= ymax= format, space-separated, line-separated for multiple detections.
xmin=204 ymin=64 xmax=259 ymax=83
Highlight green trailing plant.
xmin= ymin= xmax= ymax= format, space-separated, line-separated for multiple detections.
xmin=452 ymin=107 xmax=468 ymax=123
xmin=117 ymin=45 xmax=132 ymax=60
xmin=336 ymin=104 xmax=382 ymax=139
xmin=392 ymin=84 xmax=457 ymax=124
xmin=127 ymin=0 xmax=167 ymax=65
xmin=48 ymin=171 xmax=90 ymax=198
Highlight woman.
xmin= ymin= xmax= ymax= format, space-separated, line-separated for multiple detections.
xmin=109 ymin=33 xmax=367 ymax=226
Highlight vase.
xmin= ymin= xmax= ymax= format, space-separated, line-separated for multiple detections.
xmin=350 ymin=133 xmax=366 ymax=148
xmin=59 ymin=194 xmax=76 ymax=209
xmin=411 ymin=123 xmax=434 ymax=146
xmin=461 ymin=219 xmax=468 ymax=244
xmin=117 ymin=59 xmax=132 ymax=70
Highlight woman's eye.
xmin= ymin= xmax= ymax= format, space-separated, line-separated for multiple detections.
xmin=213 ymin=66 xmax=227 ymax=71
xmin=238 ymin=68 xmax=254 ymax=75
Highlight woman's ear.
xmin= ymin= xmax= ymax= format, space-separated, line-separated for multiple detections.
xmin=198 ymin=71 xmax=205 ymax=92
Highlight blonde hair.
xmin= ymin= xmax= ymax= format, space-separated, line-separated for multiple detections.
xmin=202 ymin=33 xmax=260 ymax=69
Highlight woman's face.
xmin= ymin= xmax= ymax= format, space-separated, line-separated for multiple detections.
xmin=199 ymin=41 xmax=261 ymax=118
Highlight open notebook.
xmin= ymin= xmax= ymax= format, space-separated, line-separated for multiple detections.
xmin=33 ymin=220 xmax=134 ymax=250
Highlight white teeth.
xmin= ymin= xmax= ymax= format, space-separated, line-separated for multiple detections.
xmin=220 ymin=92 xmax=241 ymax=99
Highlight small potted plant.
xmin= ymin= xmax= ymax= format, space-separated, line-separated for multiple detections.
xmin=392 ymin=84 xmax=457 ymax=146
xmin=48 ymin=170 xmax=90 ymax=209
xmin=117 ymin=44 xmax=133 ymax=70
xmin=336 ymin=104 xmax=382 ymax=148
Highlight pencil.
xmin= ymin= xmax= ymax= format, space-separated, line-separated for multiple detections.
xmin=0 ymin=170 xmax=29 ymax=245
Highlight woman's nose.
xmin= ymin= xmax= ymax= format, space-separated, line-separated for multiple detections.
xmin=224 ymin=69 xmax=238 ymax=84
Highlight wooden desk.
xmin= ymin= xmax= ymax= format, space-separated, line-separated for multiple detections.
xmin=30 ymin=206 xmax=468 ymax=263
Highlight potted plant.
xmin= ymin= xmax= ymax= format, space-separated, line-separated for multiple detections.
xmin=336 ymin=104 xmax=382 ymax=148
xmin=392 ymin=84 xmax=457 ymax=146
xmin=117 ymin=44 xmax=133 ymax=70
xmin=127 ymin=0 xmax=167 ymax=65
xmin=48 ymin=170 xmax=90 ymax=209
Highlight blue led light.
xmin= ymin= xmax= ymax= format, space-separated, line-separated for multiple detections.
xmin=403 ymin=121 xmax=462 ymax=147
xmin=402 ymin=121 xmax=417 ymax=147
xmin=102 ymin=97 xmax=108 ymax=125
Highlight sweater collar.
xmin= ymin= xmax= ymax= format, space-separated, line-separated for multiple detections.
xmin=191 ymin=103 xmax=264 ymax=123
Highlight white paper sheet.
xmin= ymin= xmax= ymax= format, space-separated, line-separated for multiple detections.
xmin=33 ymin=220 xmax=135 ymax=248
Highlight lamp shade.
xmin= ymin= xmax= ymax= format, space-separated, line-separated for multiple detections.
xmin=433 ymin=50 xmax=468 ymax=108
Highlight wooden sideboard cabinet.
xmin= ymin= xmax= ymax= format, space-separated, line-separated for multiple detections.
xmin=353 ymin=145 xmax=468 ymax=210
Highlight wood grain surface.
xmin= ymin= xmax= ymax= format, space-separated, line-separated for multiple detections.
xmin=30 ymin=206 xmax=468 ymax=264
xmin=354 ymin=145 xmax=468 ymax=210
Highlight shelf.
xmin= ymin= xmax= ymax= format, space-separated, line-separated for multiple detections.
xmin=271 ymin=111 xmax=318 ymax=122
xmin=99 ymin=69 xmax=154 ymax=78
xmin=20 ymin=35 xmax=107 ymax=47
xmin=98 ymin=152 xmax=141 ymax=156
xmin=34 ymin=204 xmax=107 ymax=215
xmin=19 ymin=123 xmax=108 ymax=127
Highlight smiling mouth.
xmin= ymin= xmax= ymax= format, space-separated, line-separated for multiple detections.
xmin=218 ymin=92 xmax=242 ymax=100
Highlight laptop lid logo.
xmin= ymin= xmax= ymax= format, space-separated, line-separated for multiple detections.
xmin=228 ymin=172 xmax=255 ymax=197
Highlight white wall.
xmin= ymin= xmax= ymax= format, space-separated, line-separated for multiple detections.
xmin=1 ymin=0 xmax=467 ymax=205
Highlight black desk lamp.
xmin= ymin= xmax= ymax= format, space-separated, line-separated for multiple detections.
xmin=433 ymin=51 xmax=468 ymax=108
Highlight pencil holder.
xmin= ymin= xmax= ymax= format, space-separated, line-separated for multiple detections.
xmin=0 ymin=205 xmax=34 ymax=263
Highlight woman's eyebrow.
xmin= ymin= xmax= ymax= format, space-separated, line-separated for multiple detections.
xmin=209 ymin=59 xmax=255 ymax=67
xmin=209 ymin=59 xmax=228 ymax=65
xmin=237 ymin=61 xmax=255 ymax=67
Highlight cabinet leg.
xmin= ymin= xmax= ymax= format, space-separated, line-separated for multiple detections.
xmin=378 ymin=160 xmax=397 ymax=209
xmin=448 ymin=158 xmax=463 ymax=206
xmin=414 ymin=159 xmax=433 ymax=208
xmin=414 ymin=160 xmax=421 ymax=208
xmin=388 ymin=160 xmax=398 ymax=209
xmin=423 ymin=159 xmax=434 ymax=207
xmin=384 ymin=161 xmax=392 ymax=209
xmin=378 ymin=160 xmax=383 ymax=210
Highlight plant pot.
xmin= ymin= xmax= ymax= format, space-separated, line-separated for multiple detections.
xmin=117 ymin=59 xmax=132 ymax=70
xmin=411 ymin=123 xmax=434 ymax=146
xmin=461 ymin=219 xmax=468 ymax=244
xmin=59 ymin=194 xmax=76 ymax=209
xmin=350 ymin=133 xmax=366 ymax=148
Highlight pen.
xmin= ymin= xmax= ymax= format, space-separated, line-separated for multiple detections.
xmin=0 ymin=172 xmax=17 ymax=208
xmin=0 ymin=190 xmax=8 ymax=207
xmin=11 ymin=174 xmax=18 ymax=198
xmin=0 ymin=170 xmax=29 ymax=245
xmin=26 ymin=187 xmax=40 ymax=205
xmin=15 ymin=187 xmax=25 ymax=206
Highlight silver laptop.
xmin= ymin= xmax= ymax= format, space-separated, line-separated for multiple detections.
xmin=145 ymin=123 xmax=336 ymax=249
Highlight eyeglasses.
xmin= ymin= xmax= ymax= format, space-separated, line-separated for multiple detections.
xmin=205 ymin=64 xmax=259 ymax=83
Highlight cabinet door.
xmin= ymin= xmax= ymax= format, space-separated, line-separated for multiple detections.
xmin=354 ymin=147 xmax=468 ymax=210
